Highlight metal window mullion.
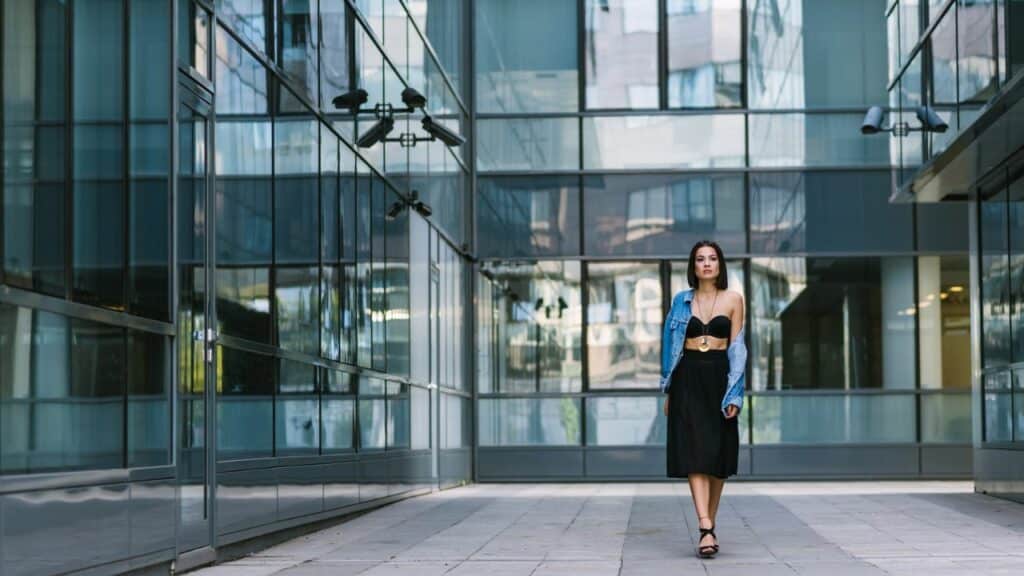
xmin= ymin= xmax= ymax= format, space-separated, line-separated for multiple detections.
xmin=65 ymin=0 xmax=74 ymax=302
xmin=658 ymin=0 xmax=667 ymax=110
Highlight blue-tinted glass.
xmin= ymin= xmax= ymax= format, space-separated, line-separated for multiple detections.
xmin=218 ymin=346 xmax=274 ymax=459
xmin=0 ymin=308 xmax=126 ymax=474
xmin=475 ymin=0 xmax=578 ymax=113
xmin=750 ymin=171 xmax=913 ymax=253
xmin=422 ymin=0 xmax=464 ymax=97
xmin=356 ymin=170 xmax=372 ymax=367
xmin=3 ymin=184 xmax=65 ymax=296
xmin=478 ymin=117 xmax=578 ymax=171
xmin=73 ymin=183 xmax=125 ymax=308
xmin=274 ymin=118 xmax=319 ymax=264
xmin=385 ymin=190 xmax=410 ymax=377
xmin=478 ymin=398 xmax=582 ymax=446
xmin=371 ymin=177 xmax=387 ymax=371
xmin=921 ymin=393 xmax=972 ymax=442
xmin=1010 ymin=176 xmax=1024 ymax=363
xmin=586 ymin=397 xmax=665 ymax=446
xmin=751 ymin=394 xmax=916 ymax=443
xmin=749 ymin=114 xmax=890 ymax=167
xmin=583 ymin=173 xmax=745 ymax=256
xmin=73 ymin=0 xmax=123 ymax=121
xmin=73 ymin=125 xmax=123 ymax=179
xmin=478 ymin=176 xmax=581 ymax=258
xmin=982 ymin=189 xmax=1011 ymax=367
xmin=216 ymin=266 xmax=272 ymax=343
xmin=749 ymin=257 xmax=916 ymax=391
xmin=387 ymin=383 xmax=409 ymax=449
xmin=322 ymin=398 xmax=355 ymax=450
xmin=3 ymin=0 xmax=66 ymax=123
xmin=585 ymin=0 xmax=659 ymax=110
xmin=900 ymin=0 xmax=920 ymax=67
xmin=217 ymin=0 xmax=270 ymax=53
xmin=320 ymin=1 xmax=350 ymax=112
xmin=359 ymin=399 xmax=386 ymax=449
xmin=130 ymin=0 xmax=170 ymax=121
xmin=276 ymin=360 xmax=319 ymax=454
xmin=129 ymin=182 xmax=170 ymax=320
xmin=668 ymin=0 xmax=742 ymax=108
xmin=128 ymin=330 xmax=171 ymax=466
xmin=279 ymin=0 xmax=319 ymax=108
xmin=216 ymin=25 xmax=270 ymax=115
xmin=984 ymin=371 xmax=1013 ymax=441
xmin=179 ymin=0 xmax=212 ymax=77
xmin=276 ymin=266 xmax=320 ymax=354
xmin=583 ymin=115 xmax=745 ymax=169
xmin=217 ymin=179 xmax=272 ymax=264
xmin=747 ymin=0 xmax=887 ymax=109
xmin=958 ymin=0 xmax=998 ymax=108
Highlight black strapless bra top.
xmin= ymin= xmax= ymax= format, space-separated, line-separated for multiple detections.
xmin=685 ymin=314 xmax=731 ymax=340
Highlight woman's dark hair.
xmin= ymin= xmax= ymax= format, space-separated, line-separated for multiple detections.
xmin=687 ymin=240 xmax=728 ymax=289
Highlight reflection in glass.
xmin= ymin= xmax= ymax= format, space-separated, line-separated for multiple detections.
xmin=73 ymin=183 xmax=124 ymax=308
xmin=917 ymin=256 xmax=971 ymax=390
xmin=749 ymin=114 xmax=890 ymax=167
xmin=180 ymin=0 xmax=211 ymax=77
xmin=276 ymin=360 xmax=319 ymax=454
xmin=1011 ymin=177 xmax=1024 ymax=363
xmin=584 ymin=174 xmax=745 ymax=256
xmin=752 ymin=393 xmax=916 ymax=443
xmin=749 ymin=257 xmax=916 ymax=391
xmin=128 ymin=330 xmax=171 ymax=466
xmin=584 ymin=0 xmax=658 ymax=109
xmin=583 ymin=115 xmax=745 ymax=169
xmin=279 ymin=0 xmax=319 ymax=108
xmin=475 ymin=0 xmax=578 ymax=112
xmin=747 ymin=0 xmax=887 ymax=109
xmin=984 ymin=371 xmax=1012 ymax=442
xmin=476 ymin=118 xmax=580 ymax=172
xmin=981 ymin=188 xmax=1010 ymax=367
xmin=386 ymin=189 xmax=411 ymax=377
xmin=420 ymin=0 xmax=464 ymax=96
xmin=478 ymin=176 xmax=580 ymax=258
xmin=958 ymin=0 xmax=997 ymax=108
xmin=218 ymin=346 xmax=274 ymax=460
xmin=586 ymin=397 xmax=665 ymax=445
xmin=276 ymin=267 xmax=320 ymax=355
xmin=387 ymin=383 xmax=410 ymax=449
xmin=217 ymin=0 xmax=269 ymax=52
xmin=323 ymin=397 xmax=355 ymax=451
xmin=479 ymin=262 xmax=582 ymax=393
xmin=359 ymin=399 xmax=386 ymax=449
xmin=668 ymin=0 xmax=742 ymax=108
xmin=478 ymin=398 xmax=581 ymax=446
xmin=411 ymin=386 xmax=430 ymax=449
xmin=587 ymin=262 xmax=661 ymax=389
xmin=749 ymin=171 xmax=912 ymax=254
xmin=320 ymin=0 xmax=350 ymax=111
xmin=921 ymin=392 xmax=972 ymax=442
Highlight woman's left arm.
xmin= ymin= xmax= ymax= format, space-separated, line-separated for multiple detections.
xmin=724 ymin=293 xmax=745 ymax=419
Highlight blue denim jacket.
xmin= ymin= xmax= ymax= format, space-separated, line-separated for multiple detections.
xmin=659 ymin=289 xmax=747 ymax=416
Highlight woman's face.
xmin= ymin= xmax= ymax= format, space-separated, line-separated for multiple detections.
xmin=694 ymin=246 xmax=720 ymax=282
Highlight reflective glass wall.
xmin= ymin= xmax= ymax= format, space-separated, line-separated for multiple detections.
xmin=1 ymin=1 xmax=470 ymax=573
xmin=474 ymin=0 xmax=972 ymax=475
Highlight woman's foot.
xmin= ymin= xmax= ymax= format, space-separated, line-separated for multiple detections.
xmin=697 ymin=517 xmax=718 ymax=558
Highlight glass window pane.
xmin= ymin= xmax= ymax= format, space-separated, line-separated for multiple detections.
xmin=276 ymin=266 xmax=319 ymax=355
xmin=749 ymin=257 xmax=916 ymax=391
xmin=128 ymin=330 xmax=171 ymax=466
xmin=180 ymin=0 xmax=211 ymax=77
xmin=668 ymin=0 xmax=742 ymax=108
xmin=216 ymin=25 xmax=270 ymax=115
xmin=917 ymin=256 xmax=972 ymax=390
xmin=4 ymin=0 xmax=66 ymax=124
xmin=751 ymin=393 xmax=916 ymax=444
xmin=584 ymin=0 xmax=658 ymax=110
xmin=320 ymin=0 xmax=350 ymax=112
xmin=584 ymin=174 xmax=745 ymax=256
xmin=958 ymin=0 xmax=998 ymax=110
xmin=1011 ymin=176 xmax=1024 ymax=363
xmin=371 ymin=177 xmax=387 ymax=371
xmin=217 ymin=0 xmax=270 ymax=53
xmin=279 ymin=0 xmax=319 ymax=107
xmin=931 ymin=7 xmax=958 ymax=106
xmin=477 ymin=118 xmax=579 ymax=172
xmin=420 ymin=0 xmax=464 ymax=97
xmin=587 ymin=262 xmax=661 ymax=390
xmin=478 ymin=398 xmax=581 ymax=446
xmin=749 ymin=113 xmax=891 ymax=167
xmin=981 ymin=188 xmax=1010 ymax=368
xmin=921 ymin=392 xmax=972 ymax=443
xmin=359 ymin=398 xmax=386 ymax=450
xmin=747 ymin=0 xmax=887 ymax=109
xmin=3 ymin=184 xmax=66 ymax=296
xmin=916 ymin=202 xmax=969 ymax=252
xmin=218 ymin=346 xmax=274 ymax=460
xmin=475 ymin=0 xmax=578 ymax=113
xmin=900 ymin=0 xmax=920 ymax=68
xmin=586 ymin=396 xmax=665 ymax=446
xmin=73 ymin=182 xmax=125 ymax=309
xmin=131 ymin=0 xmax=170 ymax=120
xmin=478 ymin=176 xmax=580 ymax=258
xmin=387 ymin=383 xmax=409 ymax=449
xmin=274 ymin=117 xmax=319 ymax=264
xmin=749 ymin=171 xmax=913 ymax=253
xmin=277 ymin=360 xmax=319 ymax=454
xmin=888 ymin=5 xmax=900 ymax=83
xmin=323 ymin=397 xmax=355 ymax=451
xmin=411 ymin=386 xmax=430 ymax=449
xmin=583 ymin=115 xmax=745 ymax=169
xmin=385 ymin=190 xmax=410 ymax=377
xmin=73 ymin=0 xmax=123 ymax=121
xmin=481 ymin=261 xmax=583 ymax=393
xmin=983 ymin=370 xmax=1012 ymax=442
xmin=896 ymin=54 xmax=924 ymax=186
xmin=128 ymin=182 xmax=170 ymax=321
xmin=356 ymin=168 xmax=372 ymax=368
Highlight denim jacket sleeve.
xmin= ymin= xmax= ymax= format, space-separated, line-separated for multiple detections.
xmin=721 ymin=327 xmax=747 ymax=416
xmin=659 ymin=293 xmax=682 ymax=394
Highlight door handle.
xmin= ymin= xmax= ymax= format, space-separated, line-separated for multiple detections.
xmin=192 ymin=328 xmax=217 ymax=342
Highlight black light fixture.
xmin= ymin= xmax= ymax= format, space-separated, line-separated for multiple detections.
xmin=409 ymin=189 xmax=433 ymax=217
xmin=860 ymin=105 xmax=948 ymax=137
xmin=385 ymin=199 xmax=406 ymax=220
xmin=401 ymin=87 xmax=427 ymax=110
xmin=356 ymin=116 xmax=395 ymax=148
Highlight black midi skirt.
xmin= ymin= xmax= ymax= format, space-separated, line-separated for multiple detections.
xmin=666 ymin=349 xmax=739 ymax=479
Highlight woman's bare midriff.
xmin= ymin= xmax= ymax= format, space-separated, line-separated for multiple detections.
xmin=684 ymin=336 xmax=729 ymax=351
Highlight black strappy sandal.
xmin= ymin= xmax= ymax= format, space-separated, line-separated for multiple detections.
xmin=697 ymin=525 xmax=718 ymax=558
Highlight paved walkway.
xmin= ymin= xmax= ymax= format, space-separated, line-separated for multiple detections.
xmin=193 ymin=482 xmax=1024 ymax=575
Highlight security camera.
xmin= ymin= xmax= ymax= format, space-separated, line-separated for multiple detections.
xmin=421 ymin=116 xmax=465 ymax=147
xmin=332 ymin=88 xmax=369 ymax=112
xmin=861 ymin=106 xmax=885 ymax=135
xmin=916 ymin=106 xmax=948 ymax=133
xmin=385 ymin=200 xmax=406 ymax=220
xmin=401 ymin=87 xmax=427 ymax=110
xmin=356 ymin=117 xmax=395 ymax=148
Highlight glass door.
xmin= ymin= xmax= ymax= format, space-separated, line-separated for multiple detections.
xmin=177 ymin=83 xmax=216 ymax=553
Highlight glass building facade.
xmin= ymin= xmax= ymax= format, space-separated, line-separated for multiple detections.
xmin=0 ymin=0 xmax=1008 ymax=573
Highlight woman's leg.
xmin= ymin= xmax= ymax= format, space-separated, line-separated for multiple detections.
xmin=708 ymin=476 xmax=725 ymax=526
xmin=687 ymin=473 xmax=715 ymax=550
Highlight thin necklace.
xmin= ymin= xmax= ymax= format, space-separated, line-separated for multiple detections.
xmin=695 ymin=288 xmax=718 ymax=352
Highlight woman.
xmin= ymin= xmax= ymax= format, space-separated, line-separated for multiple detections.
xmin=661 ymin=240 xmax=746 ymax=559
